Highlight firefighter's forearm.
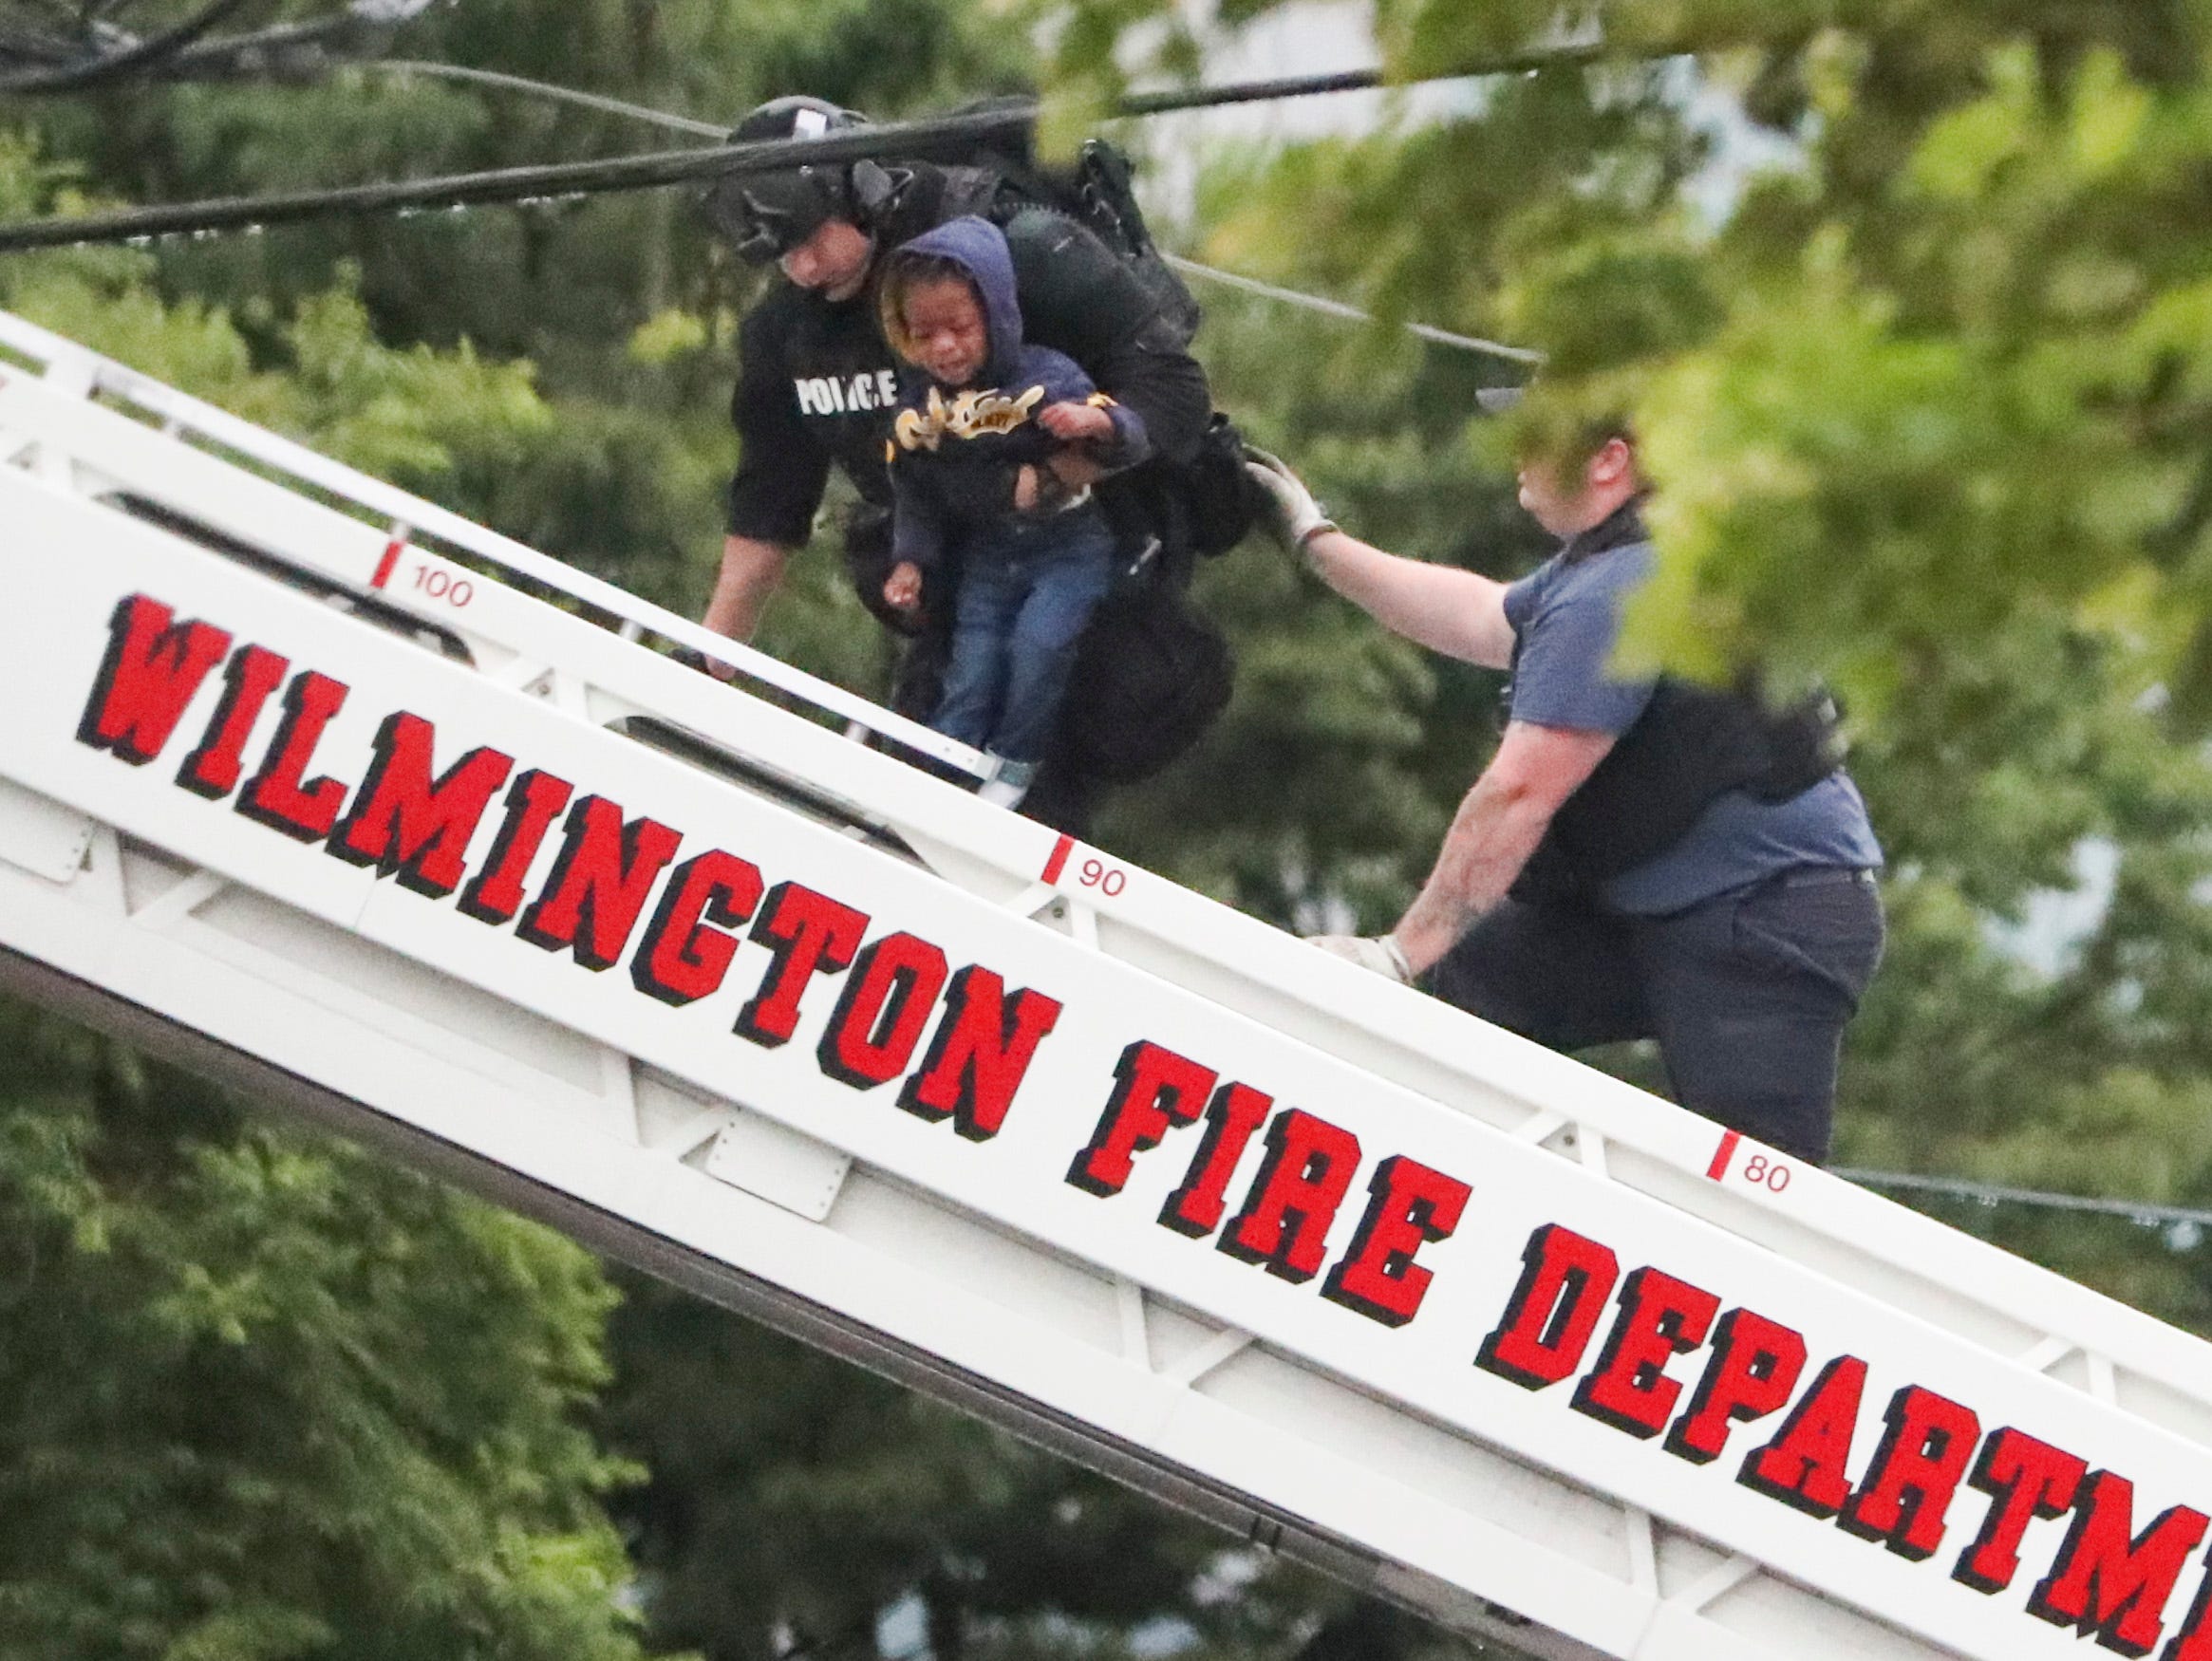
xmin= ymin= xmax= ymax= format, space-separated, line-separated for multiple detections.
xmin=1394 ymin=771 xmax=1556 ymax=973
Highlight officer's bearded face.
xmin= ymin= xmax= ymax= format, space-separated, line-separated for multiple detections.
xmin=779 ymin=219 xmax=875 ymax=301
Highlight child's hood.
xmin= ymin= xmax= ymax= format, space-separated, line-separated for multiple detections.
xmin=893 ymin=215 xmax=1024 ymax=382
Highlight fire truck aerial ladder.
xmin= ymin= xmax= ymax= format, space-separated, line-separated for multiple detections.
xmin=9 ymin=308 xmax=2212 ymax=1661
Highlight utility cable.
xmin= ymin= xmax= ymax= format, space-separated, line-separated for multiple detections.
xmin=0 ymin=57 xmax=1551 ymax=365
xmin=0 ymin=0 xmax=261 ymax=93
xmin=1164 ymin=253 xmax=1544 ymax=364
xmin=0 ymin=42 xmax=1668 ymax=251
xmin=373 ymin=58 xmax=726 ymax=136
xmin=1838 ymin=1169 xmax=2212 ymax=1236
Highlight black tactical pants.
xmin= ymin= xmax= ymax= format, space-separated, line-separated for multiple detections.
xmin=1425 ymin=867 xmax=1885 ymax=1166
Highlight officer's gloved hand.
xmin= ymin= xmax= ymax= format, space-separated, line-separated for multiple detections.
xmin=1243 ymin=448 xmax=1336 ymax=557
xmin=1306 ymin=933 xmax=1413 ymax=984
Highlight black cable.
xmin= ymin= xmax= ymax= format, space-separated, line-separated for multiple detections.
xmin=0 ymin=0 xmax=264 ymax=94
xmin=0 ymin=102 xmax=1040 ymax=250
xmin=0 ymin=46 xmax=1660 ymax=252
xmin=1112 ymin=45 xmax=1609 ymax=116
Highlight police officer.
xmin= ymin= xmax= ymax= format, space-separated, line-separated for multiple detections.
xmin=698 ymin=96 xmax=1215 ymax=831
xmin=1245 ymin=433 xmax=1885 ymax=1166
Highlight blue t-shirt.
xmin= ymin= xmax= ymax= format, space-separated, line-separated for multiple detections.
xmin=1502 ymin=539 xmax=1883 ymax=916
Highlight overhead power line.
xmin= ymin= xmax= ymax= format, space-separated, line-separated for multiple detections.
xmin=1163 ymin=254 xmax=1545 ymax=365
xmin=1839 ymin=1168 xmax=2212 ymax=1236
xmin=0 ymin=45 xmax=1660 ymax=252
xmin=358 ymin=65 xmax=1549 ymax=365
xmin=373 ymin=59 xmax=728 ymax=136
xmin=0 ymin=0 xmax=261 ymax=94
xmin=0 ymin=56 xmax=1557 ymax=366
xmin=0 ymin=0 xmax=432 ymax=95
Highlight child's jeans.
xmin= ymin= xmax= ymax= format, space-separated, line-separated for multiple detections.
xmin=931 ymin=513 xmax=1115 ymax=764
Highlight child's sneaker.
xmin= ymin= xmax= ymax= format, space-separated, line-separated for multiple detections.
xmin=978 ymin=756 xmax=1038 ymax=810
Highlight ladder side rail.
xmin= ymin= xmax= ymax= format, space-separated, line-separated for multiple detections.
xmin=8 ymin=496 xmax=2211 ymax=1661
xmin=0 ymin=313 xmax=986 ymax=775
xmin=17 ymin=385 xmax=2212 ymax=1435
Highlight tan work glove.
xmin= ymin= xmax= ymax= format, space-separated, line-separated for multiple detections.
xmin=1244 ymin=447 xmax=1337 ymax=556
xmin=1307 ymin=933 xmax=1414 ymax=984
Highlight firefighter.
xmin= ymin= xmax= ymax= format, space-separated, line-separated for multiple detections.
xmin=697 ymin=96 xmax=1215 ymax=833
xmin=1246 ymin=433 xmax=1885 ymax=1166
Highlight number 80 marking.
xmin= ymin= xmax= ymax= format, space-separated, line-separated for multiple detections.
xmin=1741 ymin=1154 xmax=1791 ymax=1193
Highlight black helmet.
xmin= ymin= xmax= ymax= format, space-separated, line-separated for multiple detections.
xmin=705 ymin=95 xmax=871 ymax=263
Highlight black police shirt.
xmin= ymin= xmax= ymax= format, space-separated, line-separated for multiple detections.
xmin=724 ymin=278 xmax=904 ymax=547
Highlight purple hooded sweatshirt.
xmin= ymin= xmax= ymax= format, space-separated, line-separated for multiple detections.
xmin=881 ymin=215 xmax=1149 ymax=572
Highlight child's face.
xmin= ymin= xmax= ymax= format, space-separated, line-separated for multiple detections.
xmin=901 ymin=276 xmax=989 ymax=386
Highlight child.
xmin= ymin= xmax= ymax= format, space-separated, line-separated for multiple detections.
xmin=877 ymin=216 xmax=1150 ymax=809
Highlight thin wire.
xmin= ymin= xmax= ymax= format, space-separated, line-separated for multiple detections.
xmin=1164 ymin=253 xmax=1544 ymax=365
xmin=375 ymin=59 xmax=726 ymax=137
xmin=0 ymin=0 xmax=259 ymax=93
xmin=1840 ymin=1169 xmax=2212 ymax=1232
xmin=0 ymin=42 xmax=1664 ymax=251
xmin=368 ymin=67 xmax=1547 ymax=364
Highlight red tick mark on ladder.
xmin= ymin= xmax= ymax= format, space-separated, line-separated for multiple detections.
xmin=370 ymin=538 xmax=405 ymax=590
xmin=1705 ymin=1129 xmax=1741 ymax=1182
xmin=1040 ymin=833 xmax=1074 ymax=885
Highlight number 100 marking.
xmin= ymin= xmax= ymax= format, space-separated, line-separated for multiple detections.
xmin=412 ymin=564 xmax=474 ymax=607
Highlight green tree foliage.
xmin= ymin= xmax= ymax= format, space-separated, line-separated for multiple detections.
xmin=0 ymin=1008 xmax=647 ymax=1661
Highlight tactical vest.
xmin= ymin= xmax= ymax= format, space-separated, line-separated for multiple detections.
xmin=1510 ymin=506 xmax=1843 ymax=899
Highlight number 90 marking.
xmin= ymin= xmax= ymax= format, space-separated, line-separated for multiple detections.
xmin=1078 ymin=857 xmax=1126 ymax=898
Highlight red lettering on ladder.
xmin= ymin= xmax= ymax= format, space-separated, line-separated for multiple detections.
xmin=1218 ymin=1109 xmax=1361 ymax=1284
xmin=732 ymin=882 xmax=868 ymax=1048
xmin=1664 ymin=1308 xmax=1808 ymax=1467
xmin=234 ymin=670 xmax=351 ymax=842
xmin=177 ymin=644 xmax=289 ymax=799
xmin=1570 ymin=1266 xmax=1722 ymax=1440
xmin=1951 ymin=1428 xmax=2086 ymax=1596
xmin=1157 ymin=1081 xmax=1271 ymax=1239
xmin=896 ymin=966 xmax=1063 ymax=1141
xmin=76 ymin=594 xmax=232 ymax=765
xmin=1065 ymin=1040 xmax=1217 ymax=1198
xmin=457 ymin=769 xmax=575 ymax=925
xmin=1319 ymin=1154 xmax=1472 ymax=1328
xmin=1840 ymin=1385 xmax=1982 ymax=1561
xmin=2027 ymin=1473 xmax=2207 ymax=1656
xmin=1738 ymin=1355 xmax=1868 ymax=1520
xmin=815 ymin=931 xmax=949 ymax=1089
xmin=1476 ymin=1223 xmax=1622 ymax=1390
xmin=629 ymin=850 xmax=766 ymax=1007
xmin=515 ymin=794 xmax=684 ymax=970
xmin=327 ymin=712 xmax=513 ymax=897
